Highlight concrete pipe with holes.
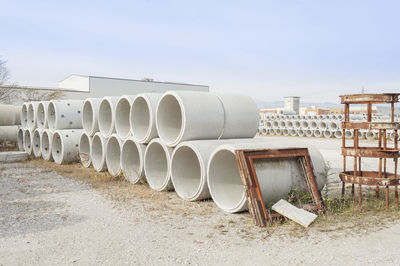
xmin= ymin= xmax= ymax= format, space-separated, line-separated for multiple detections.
xmin=130 ymin=93 xmax=163 ymax=143
xmin=115 ymin=95 xmax=136 ymax=139
xmin=37 ymin=101 xmax=50 ymax=129
xmin=23 ymin=128 xmax=33 ymax=155
xmin=207 ymin=141 xmax=327 ymax=213
xmin=91 ymin=132 xmax=108 ymax=172
xmin=144 ymin=138 xmax=174 ymax=191
xmin=98 ymin=97 xmax=119 ymax=138
xmin=27 ymin=102 xmax=40 ymax=130
xmin=79 ymin=132 xmax=92 ymax=168
xmin=48 ymin=100 xmax=84 ymax=131
xmin=21 ymin=103 xmax=29 ymax=128
xmin=41 ymin=129 xmax=53 ymax=161
xmin=51 ymin=129 xmax=83 ymax=164
xmin=17 ymin=127 xmax=24 ymax=151
xmin=82 ymin=98 xmax=102 ymax=136
xmin=120 ymin=137 xmax=146 ymax=184
xmin=0 ymin=104 xmax=21 ymax=126
xmin=32 ymin=129 xmax=44 ymax=157
xmin=105 ymin=134 xmax=122 ymax=176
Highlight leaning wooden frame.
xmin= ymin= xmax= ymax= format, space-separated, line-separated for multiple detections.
xmin=235 ymin=147 xmax=325 ymax=227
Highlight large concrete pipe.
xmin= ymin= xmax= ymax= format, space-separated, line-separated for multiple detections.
xmin=286 ymin=121 xmax=294 ymax=129
xmin=17 ymin=128 xmax=24 ymax=151
xmin=207 ymin=141 xmax=327 ymax=213
xmin=314 ymin=129 xmax=322 ymax=138
xmin=144 ymin=138 xmax=174 ymax=191
xmin=0 ymin=125 xmax=18 ymax=143
xmin=261 ymin=127 xmax=268 ymax=135
xmin=98 ymin=97 xmax=119 ymax=138
xmin=91 ymin=132 xmax=107 ymax=172
xmin=275 ymin=128 xmax=282 ymax=135
xmin=309 ymin=120 xmax=318 ymax=130
xmin=115 ymin=95 xmax=136 ymax=140
xmin=120 ymin=137 xmax=146 ymax=184
xmin=48 ymin=100 xmax=84 ymax=131
xmin=21 ymin=103 xmax=28 ymax=128
xmin=265 ymin=121 xmax=272 ymax=128
xmin=282 ymin=129 xmax=290 ymax=136
xmin=82 ymin=98 xmax=102 ymax=136
xmin=305 ymin=129 xmax=313 ymax=137
xmin=301 ymin=120 xmax=309 ymax=129
xmin=105 ymin=134 xmax=122 ymax=176
xmin=156 ymin=91 xmax=224 ymax=147
xmin=37 ymin=101 xmax=50 ymax=129
xmin=130 ymin=93 xmax=163 ymax=144
xmin=323 ymin=130 xmax=333 ymax=139
xmin=41 ymin=129 xmax=53 ymax=161
xmin=32 ymin=129 xmax=43 ymax=157
xmin=51 ymin=129 xmax=83 ymax=164
xmin=294 ymin=120 xmax=301 ymax=129
xmin=328 ymin=120 xmax=340 ymax=131
xmin=269 ymin=129 xmax=276 ymax=135
xmin=334 ymin=130 xmax=343 ymax=139
xmin=23 ymin=129 xmax=33 ymax=155
xmin=0 ymin=104 xmax=21 ymax=126
xmin=27 ymin=102 xmax=40 ymax=130
xmin=289 ymin=129 xmax=297 ymax=137
xmin=272 ymin=121 xmax=279 ymax=128
xmin=279 ymin=120 xmax=286 ymax=128
xmin=298 ymin=129 xmax=305 ymax=137
xmin=366 ymin=131 xmax=377 ymax=141
xmin=317 ymin=120 xmax=328 ymax=130
xmin=79 ymin=132 xmax=92 ymax=168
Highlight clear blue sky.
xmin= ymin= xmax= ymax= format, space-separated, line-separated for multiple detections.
xmin=1 ymin=0 xmax=399 ymax=102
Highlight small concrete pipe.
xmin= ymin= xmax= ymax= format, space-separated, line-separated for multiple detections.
xmin=289 ymin=129 xmax=297 ymax=137
xmin=317 ymin=120 xmax=328 ymax=130
xmin=37 ymin=101 xmax=50 ymax=129
xmin=115 ymin=95 xmax=136 ymax=140
xmin=282 ymin=129 xmax=290 ymax=136
xmin=0 ymin=125 xmax=18 ymax=143
xmin=294 ymin=120 xmax=301 ymax=129
xmin=79 ymin=132 xmax=92 ymax=168
xmin=323 ymin=130 xmax=333 ymax=139
xmin=345 ymin=130 xmax=354 ymax=139
xmin=298 ymin=129 xmax=305 ymax=137
xmin=275 ymin=129 xmax=282 ymax=135
xmin=279 ymin=120 xmax=286 ymax=128
xmin=105 ymin=134 xmax=123 ymax=176
xmin=82 ymin=98 xmax=102 ymax=136
xmin=48 ymin=100 xmax=84 ymax=131
xmin=98 ymin=96 xmax=119 ymax=138
xmin=41 ymin=129 xmax=53 ymax=161
xmin=17 ymin=128 xmax=24 ymax=151
xmin=144 ymin=138 xmax=174 ymax=191
xmin=23 ymin=129 xmax=33 ymax=155
xmin=305 ymin=129 xmax=313 ymax=137
xmin=91 ymin=132 xmax=108 ymax=172
xmin=269 ymin=129 xmax=276 ymax=135
xmin=334 ymin=130 xmax=343 ymax=139
xmin=366 ymin=131 xmax=377 ymax=141
xmin=272 ymin=121 xmax=279 ymax=128
xmin=314 ymin=129 xmax=322 ymax=138
xmin=21 ymin=103 xmax=29 ymax=128
xmin=207 ymin=141 xmax=327 ymax=213
xmin=51 ymin=129 xmax=83 ymax=164
xmin=310 ymin=121 xmax=318 ymax=130
xmin=301 ymin=120 xmax=309 ymax=129
xmin=120 ymin=137 xmax=146 ymax=184
xmin=0 ymin=104 xmax=21 ymax=126
xmin=32 ymin=129 xmax=44 ymax=157
xmin=130 ymin=93 xmax=163 ymax=143
xmin=328 ymin=120 xmax=340 ymax=131
xmin=261 ymin=127 xmax=268 ymax=135
xmin=27 ymin=101 xmax=40 ymax=130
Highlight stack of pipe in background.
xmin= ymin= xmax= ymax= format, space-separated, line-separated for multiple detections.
xmin=0 ymin=104 xmax=22 ymax=148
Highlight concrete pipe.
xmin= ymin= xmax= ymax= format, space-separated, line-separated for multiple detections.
xmin=121 ymin=137 xmax=146 ymax=184
xmin=317 ymin=120 xmax=328 ymax=130
xmin=17 ymin=127 xmax=24 ymax=151
xmin=293 ymin=120 xmax=301 ymax=129
xmin=261 ymin=127 xmax=268 ymax=135
xmin=282 ymin=129 xmax=290 ymax=136
xmin=301 ymin=120 xmax=309 ymax=129
xmin=265 ymin=121 xmax=272 ymax=128
xmin=98 ymin=97 xmax=119 ymax=138
xmin=289 ymin=129 xmax=297 ymax=137
xmin=366 ymin=131 xmax=377 ymax=141
xmin=51 ymin=129 xmax=83 ymax=164
xmin=337 ymin=114 xmax=344 ymax=120
xmin=144 ymin=138 xmax=174 ymax=191
xmin=82 ymin=98 xmax=102 ymax=136
xmin=156 ymin=91 xmax=224 ymax=147
xmin=0 ymin=104 xmax=21 ymax=126
xmin=334 ymin=130 xmax=343 ymax=139
xmin=345 ymin=130 xmax=354 ymax=139
xmin=41 ymin=129 xmax=53 ymax=161
xmin=37 ymin=101 xmax=50 ymax=129
xmin=275 ymin=129 xmax=282 ymax=135
xmin=21 ymin=103 xmax=29 ymax=128
xmin=323 ymin=130 xmax=333 ymax=139
xmin=305 ymin=129 xmax=313 ymax=137
xmin=32 ymin=129 xmax=43 ymax=157
xmin=91 ymin=132 xmax=108 ymax=172
xmin=207 ymin=141 xmax=327 ymax=213
xmin=27 ymin=102 xmax=40 ymax=130
xmin=298 ymin=129 xmax=305 ymax=137
xmin=48 ymin=100 xmax=84 ymax=131
xmin=269 ymin=129 xmax=276 ymax=135
xmin=115 ymin=95 xmax=136 ymax=140
xmin=286 ymin=121 xmax=294 ymax=129
xmin=314 ymin=129 xmax=322 ymax=138
xmin=306 ymin=115 xmax=313 ymax=120
xmin=130 ymin=93 xmax=163 ymax=144
xmin=272 ymin=121 xmax=279 ymax=128
xmin=23 ymin=129 xmax=33 ymax=155
xmin=105 ymin=134 xmax=122 ymax=176
xmin=0 ymin=125 xmax=18 ymax=143
xmin=279 ymin=120 xmax=286 ymax=128
xmin=79 ymin=132 xmax=92 ymax=168
xmin=328 ymin=120 xmax=340 ymax=131
xmin=309 ymin=121 xmax=318 ymax=130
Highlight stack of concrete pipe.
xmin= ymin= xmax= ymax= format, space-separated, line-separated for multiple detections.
xmin=0 ymin=104 xmax=22 ymax=147
xmin=258 ymin=112 xmax=400 ymax=141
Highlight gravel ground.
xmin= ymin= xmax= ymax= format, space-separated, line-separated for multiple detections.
xmin=1 ymin=136 xmax=400 ymax=265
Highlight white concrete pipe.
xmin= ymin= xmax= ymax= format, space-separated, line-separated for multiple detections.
xmin=105 ymin=134 xmax=122 ymax=176
xmin=115 ymin=95 xmax=136 ymax=140
xmin=269 ymin=129 xmax=276 ymax=135
xmin=0 ymin=104 xmax=21 ymax=126
xmin=334 ymin=130 xmax=343 ymax=139
xmin=51 ymin=129 xmax=83 ymax=164
xmin=279 ymin=120 xmax=286 ymax=128
xmin=79 ymin=132 xmax=92 ymax=168
xmin=317 ymin=120 xmax=328 ymax=130
xmin=328 ymin=120 xmax=340 ymax=131
xmin=98 ymin=97 xmax=119 ymax=138
xmin=275 ymin=129 xmax=282 ymax=135
xmin=82 ymin=98 xmax=102 ymax=136
xmin=323 ymin=130 xmax=333 ymax=139
xmin=37 ymin=101 xmax=50 ymax=129
xmin=121 ymin=137 xmax=146 ymax=184
xmin=130 ymin=93 xmax=163 ymax=143
xmin=310 ymin=120 xmax=318 ymax=130
xmin=207 ymin=141 xmax=327 ymax=213
xmin=294 ymin=120 xmax=301 ymax=129
xmin=305 ymin=129 xmax=313 ymax=137
xmin=48 ymin=100 xmax=84 ymax=131
xmin=21 ymin=103 xmax=28 ymax=128
xmin=301 ymin=120 xmax=309 ymax=129
xmin=286 ymin=121 xmax=294 ymax=129
xmin=17 ymin=128 xmax=24 ymax=151
xmin=345 ymin=130 xmax=354 ymax=139
xmin=366 ymin=131 xmax=377 ymax=141
xmin=41 ymin=129 xmax=53 ymax=161
xmin=272 ymin=121 xmax=279 ymax=128
xmin=27 ymin=102 xmax=40 ymax=130
xmin=282 ymin=129 xmax=290 ymax=136
xmin=289 ymin=129 xmax=297 ymax=137
xmin=23 ymin=129 xmax=33 ymax=155
xmin=144 ymin=138 xmax=174 ymax=191
xmin=32 ymin=129 xmax=43 ymax=157
xmin=265 ymin=121 xmax=272 ymax=128
xmin=91 ymin=132 xmax=108 ymax=172
xmin=0 ymin=125 xmax=18 ymax=143
xmin=298 ymin=129 xmax=305 ymax=137
xmin=314 ymin=129 xmax=322 ymax=138
xmin=261 ymin=127 xmax=268 ymax=135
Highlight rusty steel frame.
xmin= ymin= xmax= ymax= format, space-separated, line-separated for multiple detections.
xmin=340 ymin=93 xmax=400 ymax=212
xmin=235 ymin=148 xmax=324 ymax=227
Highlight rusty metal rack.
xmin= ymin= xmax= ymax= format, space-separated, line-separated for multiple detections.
xmin=340 ymin=93 xmax=400 ymax=211
xmin=235 ymin=148 xmax=324 ymax=227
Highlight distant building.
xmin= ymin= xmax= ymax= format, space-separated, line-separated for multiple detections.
xmin=283 ymin=96 xmax=300 ymax=114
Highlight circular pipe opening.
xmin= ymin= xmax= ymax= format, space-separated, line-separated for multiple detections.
xmin=27 ymin=103 xmax=35 ymax=129
xmin=37 ymin=103 xmax=46 ymax=128
xmin=17 ymin=128 xmax=24 ymax=151
xmin=144 ymin=141 xmax=171 ymax=190
xmin=91 ymin=134 xmax=106 ymax=171
xmin=156 ymin=94 xmax=183 ymax=144
xmin=99 ymin=99 xmax=113 ymax=137
xmin=47 ymin=102 xmax=56 ymax=130
xmin=24 ymin=130 xmax=32 ymax=152
xmin=106 ymin=136 xmax=121 ymax=176
xmin=82 ymin=100 xmax=94 ymax=134
xmin=52 ymin=132 xmax=63 ymax=163
xmin=41 ymin=131 xmax=51 ymax=160
xmin=32 ymin=130 xmax=41 ymax=156
xmin=79 ymin=134 xmax=91 ymax=167
xmin=121 ymin=139 xmax=142 ymax=184
xmin=21 ymin=104 xmax=28 ymax=127
xmin=130 ymin=96 xmax=151 ymax=142
xmin=115 ymin=98 xmax=132 ymax=138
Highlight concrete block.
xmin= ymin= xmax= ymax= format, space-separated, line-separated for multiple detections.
xmin=272 ymin=199 xmax=317 ymax=228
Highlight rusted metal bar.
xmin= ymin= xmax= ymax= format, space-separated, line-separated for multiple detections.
xmin=340 ymin=93 xmax=399 ymax=104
